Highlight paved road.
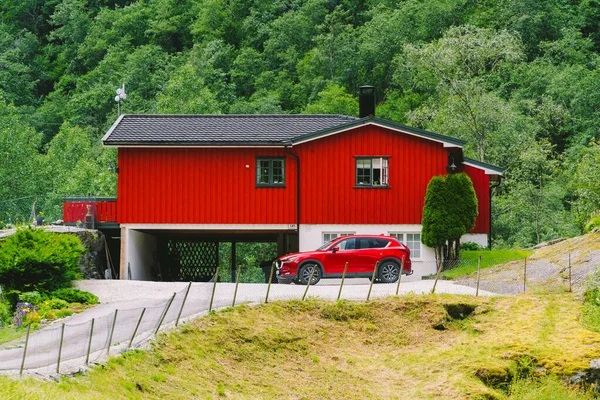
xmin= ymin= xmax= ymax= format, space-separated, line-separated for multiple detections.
xmin=0 ymin=279 xmax=495 ymax=377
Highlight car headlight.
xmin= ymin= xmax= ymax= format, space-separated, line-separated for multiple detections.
xmin=282 ymin=256 xmax=299 ymax=263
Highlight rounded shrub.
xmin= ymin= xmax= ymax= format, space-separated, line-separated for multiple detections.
xmin=18 ymin=291 xmax=44 ymax=306
xmin=42 ymin=298 xmax=69 ymax=310
xmin=51 ymin=288 xmax=98 ymax=305
xmin=0 ymin=228 xmax=85 ymax=297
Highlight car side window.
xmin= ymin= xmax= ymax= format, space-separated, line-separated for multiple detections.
xmin=337 ymin=238 xmax=356 ymax=250
xmin=372 ymin=238 xmax=390 ymax=248
xmin=357 ymin=238 xmax=389 ymax=249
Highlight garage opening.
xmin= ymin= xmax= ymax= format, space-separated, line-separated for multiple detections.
xmin=126 ymin=230 xmax=297 ymax=282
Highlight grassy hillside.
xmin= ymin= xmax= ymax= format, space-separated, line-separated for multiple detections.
xmin=1 ymin=294 xmax=599 ymax=399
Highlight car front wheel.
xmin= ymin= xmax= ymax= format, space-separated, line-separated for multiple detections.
xmin=298 ymin=263 xmax=322 ymax=285
xmin=378 ymin=261 xmax=400 ymax=283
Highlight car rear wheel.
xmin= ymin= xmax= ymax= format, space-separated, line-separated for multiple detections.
xmin=298 ymin=263 xmax=322 ymax=285
xmin=378 ymin=261 xmax=400 ymax=283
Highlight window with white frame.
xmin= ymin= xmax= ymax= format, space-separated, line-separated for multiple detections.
xmin=322 ymin=232 xmax=354 ymax=244
xmin=356 ymin=157 xmax=389 ymax=186
xmin=389 ymin=232 xmax=421 ymax=258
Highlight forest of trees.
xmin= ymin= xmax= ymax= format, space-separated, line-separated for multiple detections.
xmin=1 ymin=0 xmax=600 ymax=248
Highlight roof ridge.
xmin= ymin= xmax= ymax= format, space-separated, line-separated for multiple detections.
xmin=121 ymin=114 xmax=359 ymax=119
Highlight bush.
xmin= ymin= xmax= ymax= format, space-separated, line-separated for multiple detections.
xmin=0 ymin=228 xmax=85 ymax=295
xmin=584 ymin=213 xmax=600 ymax=233
xmin=51 ymin=288 xmax=98 ymax=305
xmin=0 ymin=301 xmax=11 ymax=327
xmin=42 ymin=298 xmax=69 ymax=310
xmin=18 ymin=291 xmax=44 ymax=306
xmin=461 ymin=242 xmax=482 ymax=251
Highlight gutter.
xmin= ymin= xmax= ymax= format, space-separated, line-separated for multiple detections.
xmin=284 ymin=143 xmax=300 ymax=247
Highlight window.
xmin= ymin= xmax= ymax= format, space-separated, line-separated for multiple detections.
xmin=257 ymin=158 xmax=285 ymax=186
xmin=356 ymin=157 xmax=389 ymax=186
xmin=389 ymin=232 xmax=421 ymax=258
xmin=322 ymin=232 xmax=354 ymax=244
xmin=357 ymin=237 xmax=390 ymax=249
xmin=337 ymin=238 xmax=356 ymax=250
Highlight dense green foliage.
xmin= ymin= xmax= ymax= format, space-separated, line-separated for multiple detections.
xmin=51 ymin=288 xmax=99 ymax=304
xmin=0 ymin=229 xmax=85 ymax=298
xmin=583 ymin=267 xmax=600 ymax=332
xmin=422 ymin=173 xmax=478 ymax=264
xmin=1 ymin=0 xmax=600 ymax=247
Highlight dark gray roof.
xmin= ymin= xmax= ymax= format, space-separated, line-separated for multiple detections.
xmin=102 ymin=114 xmax=360 ymax=146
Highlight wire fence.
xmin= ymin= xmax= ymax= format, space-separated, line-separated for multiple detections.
xmin=417 ymin=252 xmax=587 ymax=295
xmin=0 ymin=253 xmax=591 ymax=377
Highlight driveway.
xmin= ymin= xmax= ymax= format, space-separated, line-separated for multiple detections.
xmin=0 ymin=279 xmax=495 ymax=377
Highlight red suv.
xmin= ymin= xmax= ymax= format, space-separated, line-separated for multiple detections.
xmin=275 ymin=234 xmax=412 ymax=285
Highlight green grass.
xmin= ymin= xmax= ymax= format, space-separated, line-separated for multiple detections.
xmin=442 ymin=249 xmax=534 ymax=279
xmin=0 ymin=326 xmax=24 ymax=345
xmin=1 ymin=294 xmax=599 ymax=399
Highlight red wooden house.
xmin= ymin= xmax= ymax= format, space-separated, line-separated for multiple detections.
xmin=65 ymin=88 xmax=502 ymax=281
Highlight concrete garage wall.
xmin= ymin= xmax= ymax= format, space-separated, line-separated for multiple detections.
xmin=127 ymin=229 xmax=157 ymax=280
xmin=462 ymin=233 xmax=488 ymax=248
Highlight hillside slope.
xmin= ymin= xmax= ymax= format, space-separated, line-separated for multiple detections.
xmin=1 ymin=294 xmax=599 ymax=399
xmin=456 ymin=234 xmax=600 ymax=294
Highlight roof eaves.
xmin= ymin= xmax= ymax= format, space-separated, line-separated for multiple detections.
xmin=102 ymin=114 xmax=125 ymax=145
xmin=102 ymin=140 xmax=288 ymax=147
xmin=463 ymin=157 xmax=504 ymax=176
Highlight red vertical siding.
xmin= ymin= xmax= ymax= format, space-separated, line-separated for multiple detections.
xmin=63 ymin=200 xmax=117 ymax=223
xmin=295 ymin=125 xmax=449 ymax=225
xmin=463 ymin=165 xmax=490 ymax=233
xmin=117 ymin=148 xmax=297 ymax=224
xmin=116 ymin=125 xmax=492 ymax=235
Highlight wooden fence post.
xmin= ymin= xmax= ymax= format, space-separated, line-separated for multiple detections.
xmin=85 ymin=318 xmax=95 ymax=365
xmin=176 ymin=282 xmax=192 ymax=327
xmin=367 ymin=262 xmax=379 ymax=301
xmin=265 ymin=263 xmax=275 ymax=304
xmin=337 ymin=262 xmax=349 ymax=301
xmin=19 ymin=325 xmax=31 ymax=376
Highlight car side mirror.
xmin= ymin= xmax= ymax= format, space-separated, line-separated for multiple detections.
xmin=331 ymin=246 xmax=339 ymax=253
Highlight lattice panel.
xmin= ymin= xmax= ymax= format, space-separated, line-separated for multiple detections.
xmin=167 ymin=240 xmax=219 ymax=282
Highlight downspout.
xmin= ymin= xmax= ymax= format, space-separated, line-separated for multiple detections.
xmin=488 ymin=178 xmax=502 ymax=249
xmin=285 ymin=143 xmax=300 ymax=251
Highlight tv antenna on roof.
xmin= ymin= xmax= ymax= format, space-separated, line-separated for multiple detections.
xmin=115 ymin=83 xmax=126 ymax=116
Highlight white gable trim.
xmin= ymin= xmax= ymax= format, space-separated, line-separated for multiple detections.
xmin=292 ymin=121 xmax=463 ymax=148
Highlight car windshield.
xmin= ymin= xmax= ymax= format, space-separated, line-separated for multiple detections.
xmin=317 ymin=240 xmax=334 ymax=251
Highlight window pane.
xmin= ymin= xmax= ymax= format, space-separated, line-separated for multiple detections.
xmin=356 ymin=159 xmax=371 ymax=185
xmin=389 ymin=233 xmax=404 ymax=243
xmin=373 ymin=168 xmax=381 ymax=185
xmin=323 ymin=232 xmax=353 ymax=244
xmin=406 ymin=233 xmax=421 ymax=258
xmin=338 ymin=238 xmax=355 ymax=250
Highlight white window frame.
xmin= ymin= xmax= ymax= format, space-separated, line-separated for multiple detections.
xmin=322 ymin=232 xmax=354 ymax=244
xmin=389 ymin=232 xmax=422 ymax=259
xmin=356 ymin=157 xmax=389 ymax=186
